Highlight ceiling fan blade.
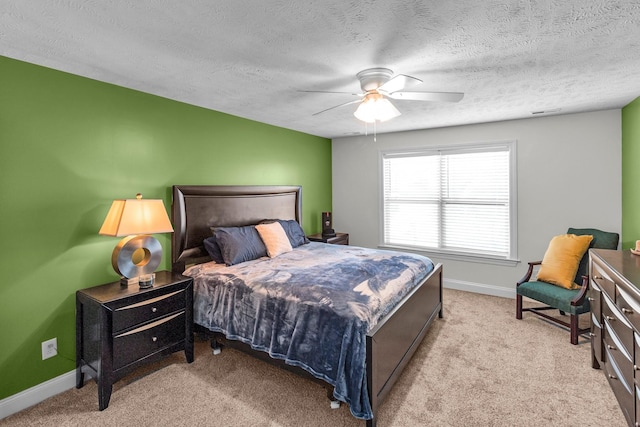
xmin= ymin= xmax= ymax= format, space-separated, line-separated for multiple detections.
xmin=388 ymin=91 xmax=464 ymax=102
xmin=378 ymin=74 xmax=422 ymax=94
xmin=312 ymin=99 xmax=362 ymax=116
xmin=299 ymin=90 xmax=363 ymax=96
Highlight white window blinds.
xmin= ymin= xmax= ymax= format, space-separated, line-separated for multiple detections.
xmin=382 ymin=142 xmax=516 ymax=260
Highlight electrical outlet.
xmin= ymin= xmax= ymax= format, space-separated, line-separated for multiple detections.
xmin=41 ymin=338 xmax=57 ymax=360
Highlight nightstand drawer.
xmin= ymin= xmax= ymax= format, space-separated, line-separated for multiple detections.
xmin=329 ymin=234 xmax=349 ymax=245
xmin=113 ymin=289 xmax=186 ymax=333
xmin=307 ymin=232 xmax=349 ymax=245
xmin=113 ymin=311 xmax=186 ymax=370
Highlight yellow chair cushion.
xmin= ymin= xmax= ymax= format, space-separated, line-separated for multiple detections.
xmin=536 ymin=234 xmax=593 ymax=289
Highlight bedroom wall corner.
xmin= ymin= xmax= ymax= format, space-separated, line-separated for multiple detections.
xmin=0 ymin=55 xmax=331 ymax=406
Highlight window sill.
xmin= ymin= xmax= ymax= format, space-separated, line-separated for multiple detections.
xmin=378 ymin=244 xmax=520 ymax=267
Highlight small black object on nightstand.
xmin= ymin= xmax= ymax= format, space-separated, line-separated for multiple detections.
xmin=321 ymin=211 xmax=336 ymax=238
xmin=75 ymin=270 xmax=193 ymax=410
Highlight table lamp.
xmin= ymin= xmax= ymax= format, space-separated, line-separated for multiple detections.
xmin=99 ymin=193 xmax=174 ymax=288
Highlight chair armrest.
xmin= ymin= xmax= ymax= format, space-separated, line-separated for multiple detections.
xmin=571 ymin=274 xmax=590 ymax=306
xmin=516 ymin=261 xmax=542 ymax=287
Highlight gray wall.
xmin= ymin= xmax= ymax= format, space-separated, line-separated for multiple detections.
xmin=332 ymin=110 xmax=621 ymax=297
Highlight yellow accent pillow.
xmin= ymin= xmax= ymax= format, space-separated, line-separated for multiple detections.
xmin=255 ymin=222 xmax=293 ymax=258
xmin=536 ymin=234 xmax=593 ymax=289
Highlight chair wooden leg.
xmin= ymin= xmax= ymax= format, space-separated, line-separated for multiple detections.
xmin=570 ymin=314 xmax=578 ymax=345
xmin=516 ymin=294 xmax=522 ymax=320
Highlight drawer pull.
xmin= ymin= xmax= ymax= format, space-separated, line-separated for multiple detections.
xmin=607 ymin=344 xmax=616 ymax=350
xmin=589 ymin=332 xmax=596 ymax=338
xmin=608 ymin=374 xmax=617 ymax=380
xmin=152 ymin=307 xmax=158 ymax=313
xmin=605 ymin=315 xmax=615 ymax=321
xmin=622 ymin=307 xmax=633 ymax=314
xmin=152 ymin=336 xmax=158 ymax=342
xmin=634 ymin=365 xmax=639 ymax=371
xmin=588 ymin=297 xmax=594 ymax=302
xmin=594 ymin=275 xmax=603 ymax=280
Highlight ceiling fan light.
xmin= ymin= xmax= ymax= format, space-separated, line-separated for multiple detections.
xmin=354 ymin=93 xmax=401 ymax=123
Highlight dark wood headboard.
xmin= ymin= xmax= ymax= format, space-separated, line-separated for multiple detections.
xmin=171 ymin=185 xmax=302 ymax=273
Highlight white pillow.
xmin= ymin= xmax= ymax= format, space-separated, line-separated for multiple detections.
xmin=255 ymin=222 xmax=293 ymax=258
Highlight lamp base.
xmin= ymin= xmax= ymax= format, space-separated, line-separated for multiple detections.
xmin=120 ymin=276 xmax=139 ymax=286
xmin=112 ymin=234 xmax=162 ymax=289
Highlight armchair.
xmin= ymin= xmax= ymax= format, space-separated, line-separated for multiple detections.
xmin=515 ymin=228 xmax=619 ymax=345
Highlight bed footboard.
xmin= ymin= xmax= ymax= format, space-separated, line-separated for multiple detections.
xmin=366 ymin=263 xmax=443 ymax=427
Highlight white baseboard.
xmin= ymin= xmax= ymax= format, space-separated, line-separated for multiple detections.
xmin=444 ymin=278 xmax=516 ymax=299
xmin=0 ymin=370 xmax=76 ymax=420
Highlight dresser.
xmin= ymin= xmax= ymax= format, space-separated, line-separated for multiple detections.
xmin=589 ymin=249 xmax=640 ymax=426
xmin=76 ymin=271 xmax=193 ymax=410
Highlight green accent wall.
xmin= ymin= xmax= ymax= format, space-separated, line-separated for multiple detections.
xmin=622 ymin=96 xmax=640 ymax=250
xmin=0 ymin=55 xmax=331 ymax=400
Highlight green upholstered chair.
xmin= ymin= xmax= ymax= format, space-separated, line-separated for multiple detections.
xmin=516 ymin=228 xmax=619 ymax=345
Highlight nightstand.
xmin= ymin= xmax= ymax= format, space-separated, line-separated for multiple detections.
xmin=307 ymin=232 xmax=349 ymax=245
xmin=76 ymin=271 xmax=193 ymax=410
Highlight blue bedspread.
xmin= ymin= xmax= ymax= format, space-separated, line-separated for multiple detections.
xmin=185 ymin=242 xmax=434 ymax=420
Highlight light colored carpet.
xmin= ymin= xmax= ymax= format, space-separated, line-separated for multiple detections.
xmin=1 ymin=289 xmax=625 ymax=426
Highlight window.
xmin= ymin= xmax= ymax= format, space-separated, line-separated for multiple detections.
xmin=380 ymin=141 xmax=517 ymax=263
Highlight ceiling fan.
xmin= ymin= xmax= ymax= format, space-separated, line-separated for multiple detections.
xmin=305 ymin=68 xmax=464 ymax=123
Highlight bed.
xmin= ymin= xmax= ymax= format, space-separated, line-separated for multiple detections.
xmin=171 ymin=185 xmax=443 ymax=426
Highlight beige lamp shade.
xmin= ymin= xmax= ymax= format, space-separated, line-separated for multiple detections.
xmin=99 ymin=194 xmax=173 ymax=236
xmin=99 ymin=194 xmax=173 ymax=287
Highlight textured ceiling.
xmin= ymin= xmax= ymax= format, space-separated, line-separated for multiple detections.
xmin=2 ymin=1 xmax=640 ymax=139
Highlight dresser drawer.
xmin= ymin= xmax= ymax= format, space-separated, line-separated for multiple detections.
xmin=603 ymin=293 xmax=634 ymax=357
xmin=589 ymin=281 xmax=603 ymax=365
xmin=588 ymin=282 xmax=602 ymax=324
xmin=591 ymin=261 xmax=616 ymax=298
xmin=591 ymin=312 xmax=603 ymax=364
xmin=113 ymin=312 xmax=186 ymax=370
xmin=636 ymin=385 xmax=640 ymax=427
xmin=604 ymin=345 xmax=634 ymax=424
xmin=616 ymin=285 xmax=640 ymax=332
xmin=113 ymin=289 xmax=186 ymax=333
xmin=604 ymin=323 xmax=633 ymax=389
xmin=635 ymin=333 xmax=640 ymax=381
